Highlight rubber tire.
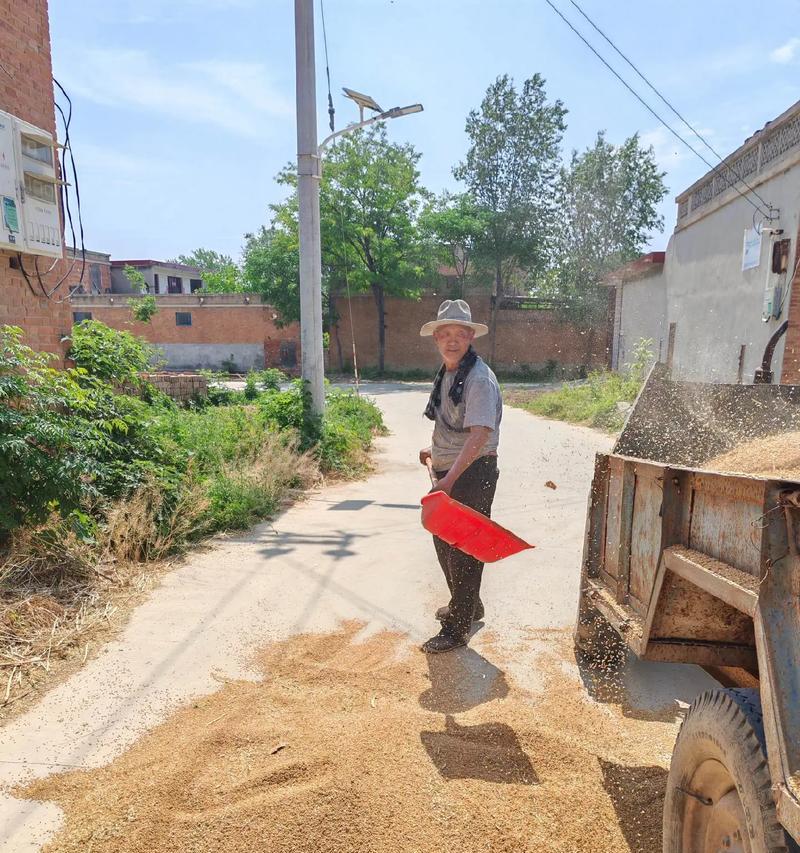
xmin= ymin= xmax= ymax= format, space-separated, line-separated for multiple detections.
xmin=664 ymin=688 xmax=798 ymax=853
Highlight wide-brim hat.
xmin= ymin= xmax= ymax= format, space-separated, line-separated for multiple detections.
xmin=419 ymin=299 xmax=488 ymax=337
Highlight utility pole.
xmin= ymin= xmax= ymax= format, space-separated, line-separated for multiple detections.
xmin=294 ymin=0 xmax=325 ymax=415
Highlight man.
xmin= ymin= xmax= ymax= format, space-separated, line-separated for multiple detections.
xmin=419 ymin=299 xmax=502 ymax=654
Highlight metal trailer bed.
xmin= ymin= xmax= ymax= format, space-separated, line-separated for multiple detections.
xmin=576 ymin=366 xmax=800 ymax=852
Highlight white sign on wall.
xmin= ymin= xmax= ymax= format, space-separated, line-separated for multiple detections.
xmin=742 ymin=227 xmax=762 ymax=271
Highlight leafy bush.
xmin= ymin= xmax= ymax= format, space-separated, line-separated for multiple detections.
xmin=130 ymin=295 xmax=158 ymax=324
xmin=257 ymin=368 xmax=287 ymax=391
xmin=68 ymin=319 xmax=157 ymax=386
xmin=258 ymin=381 xmax=316 ymax=439
xmin=318 ymin=392 xmax=387 ymax=476
xmin=2 ymin=322 xmax=385 ymax=555
xmin=244 ymin=373 xmax=259 ymax=400
xmin=0 ymin=326 xmax=176 ymax=534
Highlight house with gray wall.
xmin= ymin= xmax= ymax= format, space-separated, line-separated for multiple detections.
xmin=607 ymin=99 xmax=800 ymax=384
xmin=110 ymin=259 xmax=204 ymax=295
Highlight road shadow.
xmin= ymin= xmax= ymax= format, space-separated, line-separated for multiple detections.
xmin=420 ymin=714 xmax=538 ymax=785
xmin=598 ymin=758 xmax=668 ymax=853
xmin=253 ymin=529 xmax=372 ymax=561
xmin=577 ymin=646 xmax=712 ymax=723
xmin=419 ymin=643 xmax=508 ymax=714
xmin=326 ymin=498 xmax=420 ymax=511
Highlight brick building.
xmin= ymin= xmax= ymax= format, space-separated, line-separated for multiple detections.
xmin=330 ymin=292 xmax=607 ymax=375
xmin=69 ymin=292 xmax=301 ymax=372
xmin=0 ymin=0 xmax=72 ymax=358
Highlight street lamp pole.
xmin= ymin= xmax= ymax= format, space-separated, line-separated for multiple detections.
xmin=295 ymin=1 xmax=423 ymax=415
xmin=294 ymin=0 xmax=325 ymax=415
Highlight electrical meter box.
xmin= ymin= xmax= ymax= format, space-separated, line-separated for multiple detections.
xmin=0 ymin=108 xmax=62 ymax=258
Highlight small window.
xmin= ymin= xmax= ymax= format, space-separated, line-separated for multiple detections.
xmin=175 ymin=312 xmax=192 ymax=327
xmin=89 ymin=263 xmax=101 ymax=294
xmin=73 ymin=311 xmax=92 ymax=323
xmin=153 ymin=273 xmax=160 ymax=294
xmin=190 ymin=278 xmax=203 ymax=293
xmin=167 ymin=275 xmax=183 ymax=294
xmin=24 ymin=172 xmax=56 ymax=204
xmin=21 ymin=134 xmax=53 ymax=165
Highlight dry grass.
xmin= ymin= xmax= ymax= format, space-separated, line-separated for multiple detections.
xmin=0 ymin=519 xmax=140 ymax=715
xmin=103 ymin=475 xmax=211 ymax=564
xmin=0 ymin=436 xmax=319 ymax=719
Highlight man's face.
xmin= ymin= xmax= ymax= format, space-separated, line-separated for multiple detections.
xmin=433 ymin=324 xmax=475 ymax=364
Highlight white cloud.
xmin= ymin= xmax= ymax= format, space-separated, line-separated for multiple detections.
xmin=770 ymin=37 xmax=800 ymax=64
xmin=59 ymin=49 xmax=293 ymax=138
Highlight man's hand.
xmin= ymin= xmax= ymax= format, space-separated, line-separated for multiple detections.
xmin=434 ymin=472 xmax=456 ymax=495
xmin=419 ymin=447 xmax=432 ymax=466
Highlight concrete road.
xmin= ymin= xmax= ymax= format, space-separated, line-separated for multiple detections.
xmin=0 ymin=384 xmax=713 ymax=850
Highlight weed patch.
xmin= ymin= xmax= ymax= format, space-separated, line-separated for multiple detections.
xmin=506 ymin=339 xmax=652 ymax=432
xmin=0 ymin=322 xmax=386 ymax=712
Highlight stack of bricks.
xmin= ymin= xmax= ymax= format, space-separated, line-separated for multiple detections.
xmin=0 ymin=0 xmax=71 ymax=362
xmin=144 ymin=373 xmax=209 ymax=403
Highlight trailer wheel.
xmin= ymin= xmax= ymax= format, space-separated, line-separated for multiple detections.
xmin=664 ymin=688 xmax=796 ymax=853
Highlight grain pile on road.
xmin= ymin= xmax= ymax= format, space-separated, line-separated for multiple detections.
xmin=21 ymin=624 xmax=677 ymax=853
xmin=705 ymin=430 xmax=800 ymax=480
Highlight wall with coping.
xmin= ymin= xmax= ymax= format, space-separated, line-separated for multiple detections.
xmin=664 ymin=157 xmax=800 ymax=383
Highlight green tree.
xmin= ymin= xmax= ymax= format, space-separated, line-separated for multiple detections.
xmin=242 ymin=223 xmax=299 ymax=325
xmin=453 ymin=74 xmax=567 ymax=363
xmin=246 ymin=126 xmax=428 ymax=374
xmin=174 ymin=248 xmax=246 ymax=293
xmin=322 ymin=126 xmax=427 ymax=374
xmin=553 ymin=131 xmax=667 ymax=340
xmin=419 ymin=192 xmax=489 ymax=298
xmin=123 ymin=264 xmax=147 ymax=294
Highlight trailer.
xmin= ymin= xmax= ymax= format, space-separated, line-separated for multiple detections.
xmin=576 ymin=365 xmax=800 ymax=852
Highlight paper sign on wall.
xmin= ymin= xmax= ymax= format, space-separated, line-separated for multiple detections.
xmin=742 ymin=227 xmax=762 ymax=271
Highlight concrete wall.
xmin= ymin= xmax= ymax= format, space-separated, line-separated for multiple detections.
xmin=68 ymin=293 xmax=301 ymax=372
xmin=665 ymin=147 xmax=800 ymax=384
xmin=616 ymin=274 xmax=667 ymax=369
xmin=154 ymin=343 xmax=264 ymax=372
xmin=330 ymin=292 xmax=607 ymax=374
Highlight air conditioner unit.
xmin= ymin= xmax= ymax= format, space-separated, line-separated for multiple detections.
xmin=0 ymin=108 xmax=62 ymax=258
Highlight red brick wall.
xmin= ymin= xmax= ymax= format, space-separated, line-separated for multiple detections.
xmin=63 ymin=257 xmax=112 ymax=295
xmin=781 ymin=229 xmax=800 ymax=384
xmin=68 ymin=295 xmax=301 ymax=370
xmin=0 ymin=0 xmax=70 ymax=359
xmin=330 ymin=293 xmax=607 ymax=374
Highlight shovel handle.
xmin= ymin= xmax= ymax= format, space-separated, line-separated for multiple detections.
xmin=425 ymin=457 xmax=439 ymax=489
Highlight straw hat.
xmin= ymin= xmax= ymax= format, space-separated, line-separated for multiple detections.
xmin=419 ymin=299 xmax=488 ymax=337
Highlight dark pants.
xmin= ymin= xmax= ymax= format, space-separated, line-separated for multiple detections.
xmin=433 ymin=455 xmax=499 ymax=641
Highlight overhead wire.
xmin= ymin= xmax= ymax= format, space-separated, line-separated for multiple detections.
xmin=565 ymin=0 xmax=776 ymax=219
xmin=318 ymin=0 xmax=361 ymax=391
xmin=319 ymin=0 xmax=335 ymax=133
xmin=17 ymin=78 xmax=87 ymax=301
xmin=541 ymin=0 xmax=775 ymax=222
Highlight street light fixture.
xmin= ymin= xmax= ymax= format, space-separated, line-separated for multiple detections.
xmin=342 ymin=87 xmax=384 ymax=119
xmin=318 ymin=90 xmax=423 ymax=155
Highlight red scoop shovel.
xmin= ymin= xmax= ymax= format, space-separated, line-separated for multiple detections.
xmin=421 ymin=459 xmax=534 ymax=563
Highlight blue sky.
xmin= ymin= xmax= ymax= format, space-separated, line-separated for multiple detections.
xmin=49 ymin=0 xmax=800 ymax=262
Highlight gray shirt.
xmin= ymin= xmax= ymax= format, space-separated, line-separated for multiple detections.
xmin=431 ymin=356 xmax=502 ymax=470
